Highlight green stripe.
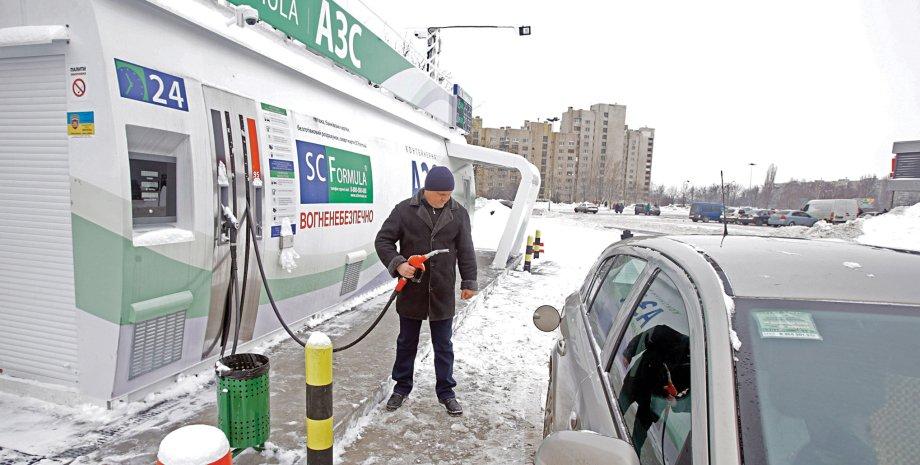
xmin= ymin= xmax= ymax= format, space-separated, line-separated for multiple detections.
xmin=72 ymin=214 xmax=211 ymax=324
xmin=260 ymin=251 xmax=380 ymax=303
xmin=72 ymin=214 xmax=383 ymax=324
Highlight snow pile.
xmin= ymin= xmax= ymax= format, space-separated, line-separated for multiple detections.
xmin=259 ymin=441 xmax=302 ymax=465
xmin=661 ymin=205 xmax=690 ymax=216
xmin=278 ymin=217 xmax=300 ymax=273
xmin=472 ymin=198 xmax=512 ymax=250
xmin=781 ymin=203 xmax=920 ymax=251
xmin=133 ymin=228 xmax=195 ymax=247
xmin=156 ymin=425 xmax=228 ymax=465
xmin=857 ymin=203 xmax=920 ymax=251
xmin=0 ymin=25 xmax=68 ymax=47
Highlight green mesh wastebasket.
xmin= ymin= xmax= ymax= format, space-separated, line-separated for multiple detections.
xmin=216 ymin=353 xmax=270 ymax=449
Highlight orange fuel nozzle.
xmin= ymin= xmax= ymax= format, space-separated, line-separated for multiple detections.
xmin=394 ymin=249 xmax=450 ymax=292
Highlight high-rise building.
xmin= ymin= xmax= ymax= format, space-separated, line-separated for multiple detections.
xmin=560 ymin=104 xmax=628 ymax=203
xmin=469 ymin=104 xmax=654 ymax=204
xmin=623 ymin=127 xmax=655 ymax=203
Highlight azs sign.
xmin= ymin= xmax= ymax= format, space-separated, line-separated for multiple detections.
xmin=411 ymin=160 xmax=436 ymax=196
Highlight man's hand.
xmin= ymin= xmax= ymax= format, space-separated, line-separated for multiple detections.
xmin=396 ymin=262 xmax=416 ymax=279
xmin=460 ymin=289 xmax=477 ymax=300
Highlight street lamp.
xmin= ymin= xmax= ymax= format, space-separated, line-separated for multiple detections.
xmin=748 ymin=163 xmax=756 ymax=190
xmin=420 ymin=25 xmax=531 ymax=79
xmin=748 ymin=162 xmax=757 ymax=206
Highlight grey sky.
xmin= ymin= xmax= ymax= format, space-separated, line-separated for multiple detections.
xmin=381 ymin=0 xmax=920 ymax=187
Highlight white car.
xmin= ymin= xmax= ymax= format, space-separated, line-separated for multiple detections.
xmin=532 ymin=234 xmax=920 ymax=465
xmin=575 ymin=202 xmax=599 ymax=214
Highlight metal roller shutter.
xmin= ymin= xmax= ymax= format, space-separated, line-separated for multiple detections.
xmin=0 ymin=54 xmax=79 ymax=386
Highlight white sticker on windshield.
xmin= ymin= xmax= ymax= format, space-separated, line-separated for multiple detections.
xmin=754 ymin=311 xmax=822 ymax=340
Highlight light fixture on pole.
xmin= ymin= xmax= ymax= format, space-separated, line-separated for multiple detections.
xmin=420 ymin=25 xmax=532 ymax=79
xmin=748 ymin=162 xmax=756 ymax=190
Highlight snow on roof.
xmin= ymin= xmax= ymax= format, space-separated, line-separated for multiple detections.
xmin=0 ymin=25 xmax=68 ymax=47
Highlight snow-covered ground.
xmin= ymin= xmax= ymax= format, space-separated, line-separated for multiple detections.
xmin=336 ymin=201 xmax=614 ymax=464
xmin=2 ymin=198 xmax=917 ymax=465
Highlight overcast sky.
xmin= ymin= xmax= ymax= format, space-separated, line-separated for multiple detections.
xmin=380 ymin=0 xmax=920 ymax=188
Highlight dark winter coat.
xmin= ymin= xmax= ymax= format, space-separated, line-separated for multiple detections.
xmin=374 ymin=190 xmax=478 ymax=321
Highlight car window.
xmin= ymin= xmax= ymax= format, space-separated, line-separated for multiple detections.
xmin=587 ymin=255 xmax=647 ymax=345
xmin=581 ymin=256 xmax=615 ymax=304
xmin=608 ymin=272 xmax=693 ymax=465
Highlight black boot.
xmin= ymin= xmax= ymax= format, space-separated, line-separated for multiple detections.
xmin=386 ymin=392 xmax=406 ymax=411
xmin=439 ymin=397 xmax=462 ymax=416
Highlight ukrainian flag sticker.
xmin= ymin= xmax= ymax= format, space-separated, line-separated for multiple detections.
xmin=67 ymin=111 xmax=95 ymax=137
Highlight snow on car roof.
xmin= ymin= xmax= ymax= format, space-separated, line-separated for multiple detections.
xmin=663 ymin=235 xmax=920 ymax=305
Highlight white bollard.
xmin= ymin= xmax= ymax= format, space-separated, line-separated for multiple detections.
xmin=156 ymin=424 xmax=232 ymax=465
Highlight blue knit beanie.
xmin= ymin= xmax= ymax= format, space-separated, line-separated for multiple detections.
xmin=424 ymin=166 xmax=455 ymax=191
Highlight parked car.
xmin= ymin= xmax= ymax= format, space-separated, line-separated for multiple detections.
xmin=532 ymin=234 xmax=920 ymax=465
xmin=723 ymin=207 xmax=739 ymax=223
xmin=735 ymin=207 xmax=757 ymax=225
xmin=575 ymin=202 xmax=599 ymax=214
xmin=689 ymin=202 xmax=723 ymax=222
xmin=768 ymin=210 xmax=819 ymax=227
xmin=633 ymin=204 xmax=661 ymax=216
xmin=802 ymin=198 xmax=859 ymax=223
xmin=749 ymin=209 xmax=773 ymax=226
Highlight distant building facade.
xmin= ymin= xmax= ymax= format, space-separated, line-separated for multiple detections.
xmin=468 ymin=104 xmax=654 ymax=203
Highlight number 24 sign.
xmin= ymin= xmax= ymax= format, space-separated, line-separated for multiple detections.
xmin=114 ymin=59 xmax=188 ymax=112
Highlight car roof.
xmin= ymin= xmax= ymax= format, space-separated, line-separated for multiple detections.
xmin=639 ymin=235 xmax=920 ymax=305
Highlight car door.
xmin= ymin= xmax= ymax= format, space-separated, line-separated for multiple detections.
xmin=602 ymin=258 xmax=709 ymax=465
xmin=572 ymin=251 xmax=652 ymax=434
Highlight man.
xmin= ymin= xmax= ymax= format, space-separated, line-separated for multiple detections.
xmin=374 ymin=166 xmax=478 ymax=416
xmin=618 ymin=324 xmax=691 ymax=456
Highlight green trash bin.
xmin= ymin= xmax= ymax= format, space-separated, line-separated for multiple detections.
xmin=216 ymin=353 xmax=270 ymax=450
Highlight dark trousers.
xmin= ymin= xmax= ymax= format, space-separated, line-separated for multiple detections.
xmin=392 ymin=316 xmax=456 ymax=400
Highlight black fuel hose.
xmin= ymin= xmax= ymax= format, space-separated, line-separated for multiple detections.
xmin=243 ymin=206 xmax=396 ymax=352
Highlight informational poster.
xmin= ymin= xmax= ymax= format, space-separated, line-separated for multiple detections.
xmin=293 ymin=113 xmax=375 ymax=232
xmin=260 ymin=103 xmax=299 ymax=237
xmin=67 ymin=111 xmax=95 ymax=137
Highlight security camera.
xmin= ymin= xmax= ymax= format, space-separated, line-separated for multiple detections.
xmin=413 ymin=31 xmax=426 ymax=40
xmin=228 ymin=5 xmax=259 ymax=27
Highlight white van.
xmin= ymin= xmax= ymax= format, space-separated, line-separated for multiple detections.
xmin=802 ymin=199 xmax=859 ymax=223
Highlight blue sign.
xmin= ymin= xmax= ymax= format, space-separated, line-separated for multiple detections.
xmin=114 ymin=59 xmax=189 ymax=112
xmin=297 ymin=141 xmax=329 ymax=204
xmin=270 ymin=224 xmax=297 ymax=238
xmin=411 ymin=160 xmax=433 ymax=195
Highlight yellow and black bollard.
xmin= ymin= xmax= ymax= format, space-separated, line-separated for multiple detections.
xmin=533 ymin=230 xmax=543 ymax=259
xmin=305 ymin=332 xmax=333 ymax=465
xmin=523 ymin=235 xmax=534 ymax=272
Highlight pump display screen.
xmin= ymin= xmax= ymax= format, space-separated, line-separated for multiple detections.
xmin=129 ymin=155 xmax=176 ymax=224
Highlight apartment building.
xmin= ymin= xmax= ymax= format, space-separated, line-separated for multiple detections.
xmin=469 ymin=104 xmax=654 ymax=204
xmin=623 ymin=127 xmax=655 ymax=203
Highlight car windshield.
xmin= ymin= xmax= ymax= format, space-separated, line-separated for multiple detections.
xmin=733 ymin=299 xmax=920 ymax=465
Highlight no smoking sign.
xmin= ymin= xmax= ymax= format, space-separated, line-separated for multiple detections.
xmin=68 ymin=64 xmax=87 ymax=99
xmin=72 ymin=78 xmax=86 ymax=97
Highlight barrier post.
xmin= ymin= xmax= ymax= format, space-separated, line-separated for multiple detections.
xmin=305 ymin=332 xmax=333 ymax=465
xmin=524 ymin=235 xmax=533 ymax=272
xmin=533 ymin=230 xmax=543 ymax=259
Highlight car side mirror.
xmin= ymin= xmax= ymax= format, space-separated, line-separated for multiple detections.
xmin=535 ymin=430 xmax=639 ymax=465
xmin=532 ymin=305 xmax=561 ymax=332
